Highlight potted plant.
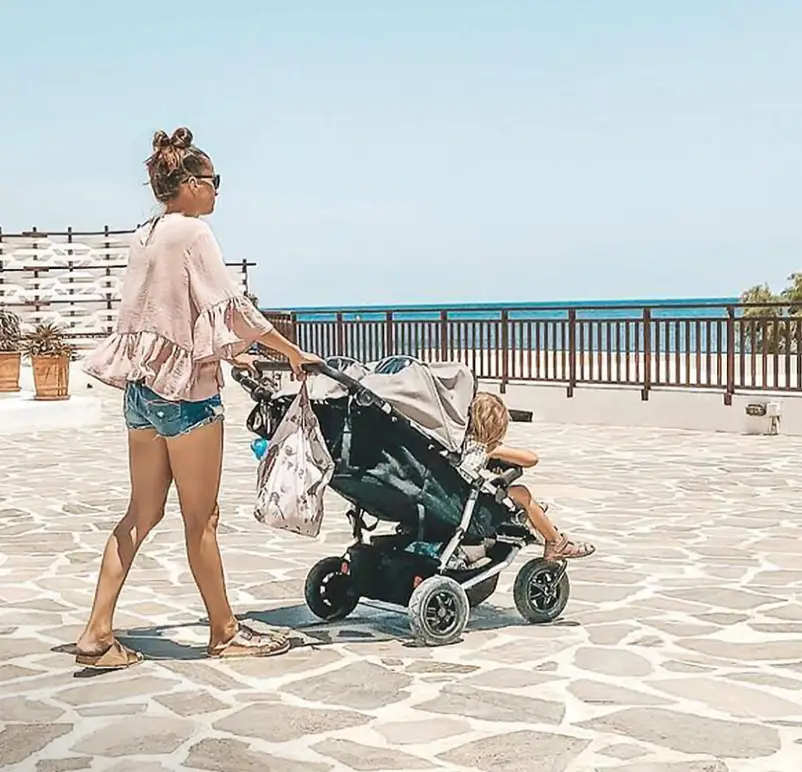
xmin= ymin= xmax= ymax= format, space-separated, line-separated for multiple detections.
xmin=22 ymin=322 xmax=74 ymax=401
xmin=0 ymin=308 xmax=22 ymax=393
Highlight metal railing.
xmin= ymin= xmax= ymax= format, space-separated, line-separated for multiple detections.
xmin=290 ymin=302 xmax=802 ymax=403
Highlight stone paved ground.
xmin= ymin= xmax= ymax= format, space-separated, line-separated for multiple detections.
xmin=2 ymin=377 xmax=802 ymax=771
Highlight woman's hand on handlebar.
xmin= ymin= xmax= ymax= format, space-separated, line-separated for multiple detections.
xmin=259 ymin=328 xmax=319 ymax=377
xmin=288 ymin=348 xmax=322 ymax=378
xmin=230 ymin=347 xmax=321 ymax=379
xmin=230 ymin=352 xmax=259 ymax=375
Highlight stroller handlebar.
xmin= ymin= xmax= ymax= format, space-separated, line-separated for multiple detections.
xmin=254 ymin=359 xmax=288 ymax=375
xmin=233 ymin=359 xmax=373 ymax=403
xmin=231 ymin=367 xmax=273 ymax=402
xmin=302 ymin=360 xmax=382 ymax=406
xmin=230 ymin=366 xmax=253 ymax=385
xmin=301 ymin=360 xmax=363 ymax=392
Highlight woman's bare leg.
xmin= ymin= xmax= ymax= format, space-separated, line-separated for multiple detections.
xmin=76 ymin=429 xmax=173 ymax=654
xmin=166 ymin=420 xmax=289 ymax=657
xmin=167 ymin=420 xmax=289 ymax=657
xmin=509 ymin=485 xmax=560 ymax=541
xmin=164 ymin=420 xmax=237 ymax=648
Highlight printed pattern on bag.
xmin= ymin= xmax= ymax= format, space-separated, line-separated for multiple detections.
xmin=254 ymin=382 xmax=335 ymax=538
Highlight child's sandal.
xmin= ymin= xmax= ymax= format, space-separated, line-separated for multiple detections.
xmin=544 ymin=535 xmax=595 ymax=561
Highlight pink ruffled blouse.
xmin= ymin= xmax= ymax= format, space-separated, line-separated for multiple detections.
xmin=83 ymin=213 xmax=274 ymax=402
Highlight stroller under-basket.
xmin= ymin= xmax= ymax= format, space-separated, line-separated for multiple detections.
xmin=233 ymin=356 xmax=570 ymax=646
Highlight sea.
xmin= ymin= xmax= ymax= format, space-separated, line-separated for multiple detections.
xmin=281 ymin=297 xmax=741 ymax=323
xmin=273 ymin=298 xmax=756 ymax=358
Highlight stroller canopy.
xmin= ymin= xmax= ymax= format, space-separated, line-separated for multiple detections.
xmin=361 ymin=361 xmax=475 ymax=452
xmin=276 ymin=359 xmax=475 ymax=452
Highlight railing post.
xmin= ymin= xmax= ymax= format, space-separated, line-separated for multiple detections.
xmin=385 ymin=311 xmax=394 ymax=359
xmin=642 ymin=307 xmax=652 ymax=401
xmin=567 ymin=308 xmax=576 ymax=397
xmin=336 ymin=312 xmax=345 ymax=357
xmin=31 ymin=226 xmax=40 ymax=319
xmin=240 ymin=258 xmax=249 ymax=294
xmin=439 ymin=310 xmax=448 ymax=362
xmin=104 ymin=225 xmax=112 ymax=333
xmin=725 ymin=305 xmax=735 ymax=405
xmin=500 ymin=309 xmax=509 ymax=394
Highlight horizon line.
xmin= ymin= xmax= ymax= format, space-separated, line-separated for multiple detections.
xmin=267 ymin=295 xmax=741 ymax=313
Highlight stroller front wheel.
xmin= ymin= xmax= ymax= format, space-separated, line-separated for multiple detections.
xmin=408 ymin=576 xmax=470 ymax=647
xmin=513 ymin=558 xmax=570 ymax=624
xmin=304 ymin=556 xmax=360 ymax=622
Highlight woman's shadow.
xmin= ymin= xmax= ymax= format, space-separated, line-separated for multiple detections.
xmin=53 ymin=599 xmax=578 ymax=677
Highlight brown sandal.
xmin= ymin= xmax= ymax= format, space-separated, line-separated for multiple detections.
xmin=208 ymin=623 xmax=291 ymax=659
xmin=544 ymin=535 xmax=595 ymax=561
xmin=75 ymin=639 xmax=144 ymax=671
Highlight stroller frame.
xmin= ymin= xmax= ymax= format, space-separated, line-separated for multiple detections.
xmin=236 ymin=358 xmax=571 ymax=646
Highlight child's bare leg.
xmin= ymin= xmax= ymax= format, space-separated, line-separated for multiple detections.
xmin=508 ymin=485 xmax=560 ymax=541
xmin=509 ymin=485 xmax=595 ymax=560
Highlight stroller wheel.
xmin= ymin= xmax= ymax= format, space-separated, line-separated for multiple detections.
xmin=513 ymin=558 xmax=570 ymax=624
xmin=408 ymin=576 xmax=469 ymax=647
xmin=304 ymin=556 xmax=360 ymax=622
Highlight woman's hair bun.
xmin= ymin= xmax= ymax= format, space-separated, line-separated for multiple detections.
xmin=170 ymin=127 xmax=194 ymax=149
xmin=151 ymin=127 xmax=194 ymax=153
xmin=152 ymin=130 xmax=172 ymax=151
xmin=145 ymin=126 xmax=206 ymax=203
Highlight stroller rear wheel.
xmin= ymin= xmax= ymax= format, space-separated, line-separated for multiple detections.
xmin=305 ymin=556 xmax=360 ymax=622
xmin=408 ymin=576 xmax=470 ymax=646
xmin=513 ymin=558 xmax=570 ymax=624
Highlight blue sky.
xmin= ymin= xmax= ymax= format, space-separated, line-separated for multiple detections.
xmin=1 ymin=1 xmax=799 ymax=308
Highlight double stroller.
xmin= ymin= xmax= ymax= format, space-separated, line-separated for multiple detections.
xmin=233 ymin=355 xmax=571 ymax=646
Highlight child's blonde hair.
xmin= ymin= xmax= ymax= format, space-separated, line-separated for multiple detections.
xmin=467 ymin=392 xmax=509 ymax=449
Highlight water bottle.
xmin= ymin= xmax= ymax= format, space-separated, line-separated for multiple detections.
xmin=250 ymin=438 xmax=269 ymax=460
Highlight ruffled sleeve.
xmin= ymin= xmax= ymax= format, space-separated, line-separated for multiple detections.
xmin=187 ymin=226 xmax=274 ymax=362
xmin=193 ymin=296 xmax=274 ymax=362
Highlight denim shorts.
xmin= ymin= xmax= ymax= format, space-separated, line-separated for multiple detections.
xmin=123 ymin=382 xmax=224 ymax=438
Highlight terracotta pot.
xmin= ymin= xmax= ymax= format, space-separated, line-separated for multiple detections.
xmin=31 ymin=355 xmax=70 ymax=401
xmin=0 ymin=351 xmax=22 ymax=393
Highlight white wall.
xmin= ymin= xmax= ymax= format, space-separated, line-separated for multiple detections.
xmin=1 ymin=361 xmax=102 ymax=435
xmin=478 ymin=380 xmax=802 ymax=436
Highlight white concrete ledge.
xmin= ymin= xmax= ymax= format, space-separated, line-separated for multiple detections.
xmin=478 ymin=380 xmax=802 ymax=436
xmin=0 ymin=391 xmax=102 ymax=434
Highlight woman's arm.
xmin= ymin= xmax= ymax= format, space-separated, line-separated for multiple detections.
xmin=259 ymin=328 xmax=321 ymax=375
xmin=258 ymin=328 xmax=301 ymax=360
xmin=228 ymin=312 xmax=300 ymax=369
xmin=488 ymin=445 xmax=539 ymax=468
xmin=186 ymin=227 xmax=320 ymax=375
xmin=231 ymin=329 xmax=320 ymax=376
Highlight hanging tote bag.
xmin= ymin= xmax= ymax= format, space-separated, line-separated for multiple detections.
xmin=254 ymin=381 xmax=334 ymax=537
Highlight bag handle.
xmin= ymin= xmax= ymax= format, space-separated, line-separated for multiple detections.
xmin=297 ymin=380 xmax=317 ymax=428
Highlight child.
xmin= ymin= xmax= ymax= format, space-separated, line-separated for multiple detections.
xmin=463 ymin=392 xmax=595 ymax=561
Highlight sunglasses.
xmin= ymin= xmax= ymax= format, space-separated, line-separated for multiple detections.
xmin=195 ymin=174 xmax=221 ymax=191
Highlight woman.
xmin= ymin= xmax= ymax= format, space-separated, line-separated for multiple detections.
xmin=75 ymin=127 xmax=319 ymax=669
